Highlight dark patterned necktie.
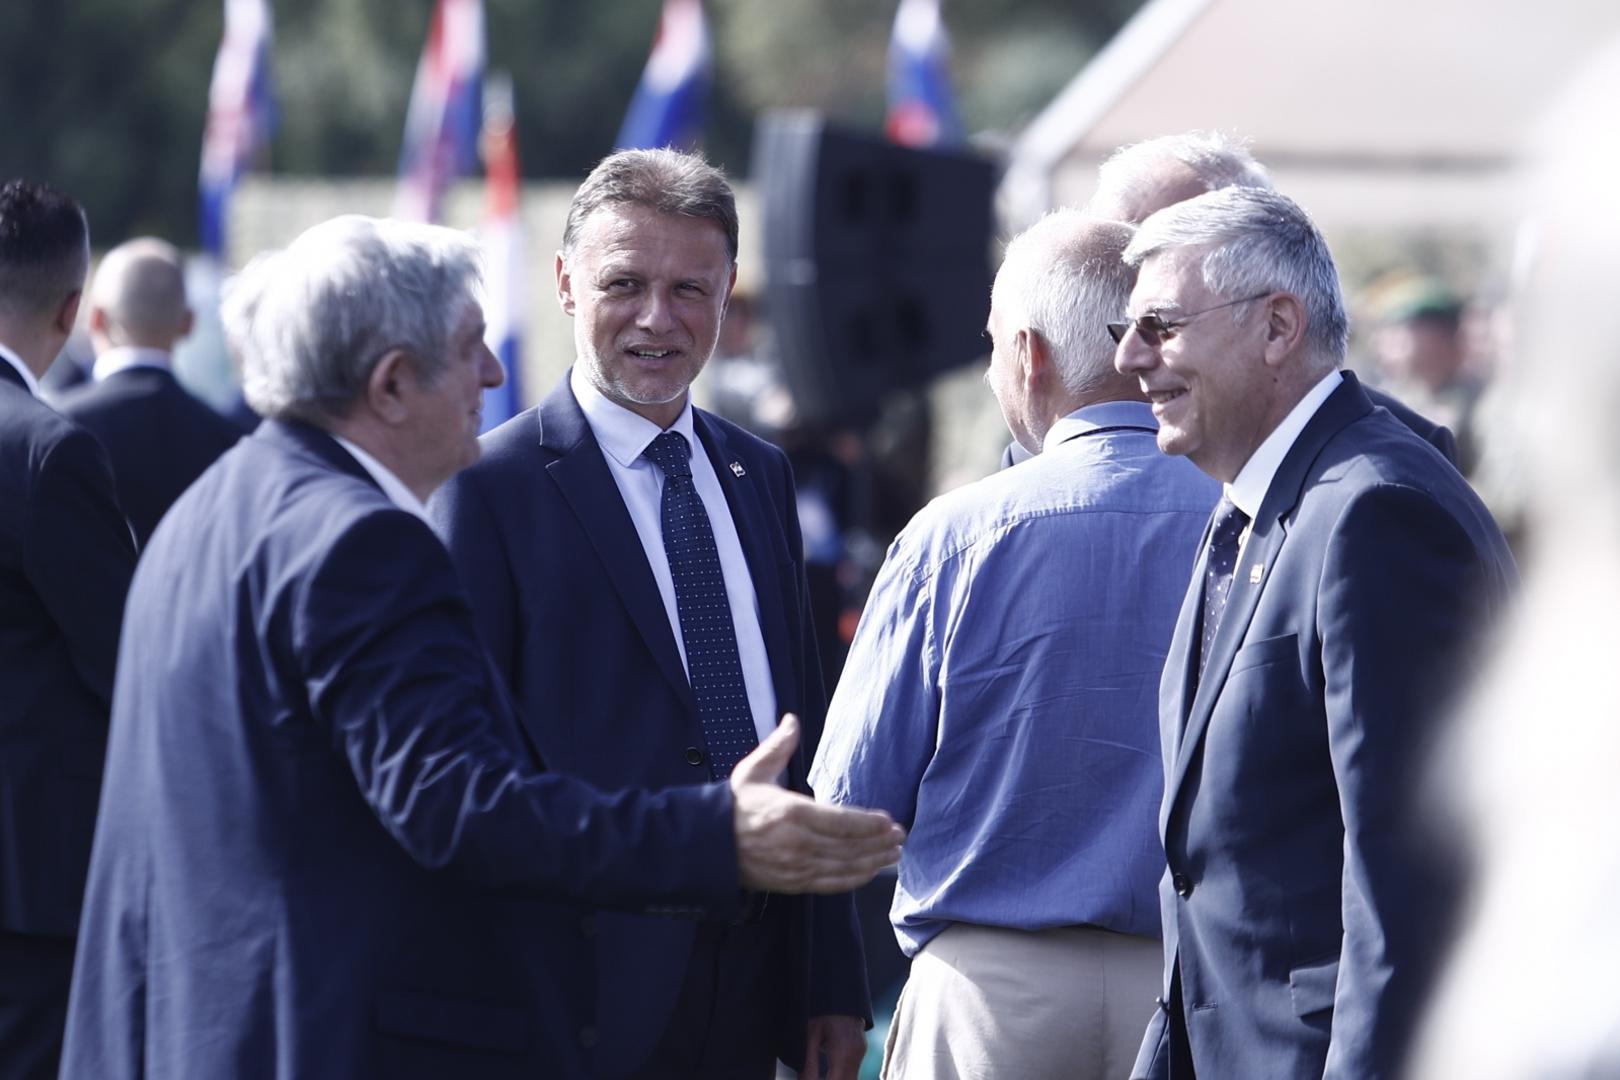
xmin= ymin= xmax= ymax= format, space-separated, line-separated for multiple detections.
xmin=643 ymin=430 xmax=758 ymax=779
xmin=1199 ymin=495 xmax=1250 ymax=676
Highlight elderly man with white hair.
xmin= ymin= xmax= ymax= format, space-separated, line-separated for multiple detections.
xmin=59 ymin=215 xmax=904 ymax=1080
xmin=1114 ymin=187 xmax=1516 ymax=1080
xmin=812 ymin=210 xmax=1218 ymax=1079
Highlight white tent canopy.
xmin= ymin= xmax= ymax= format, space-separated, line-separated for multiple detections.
xmin=1002 ymin=0 xmax=1620 ymax=231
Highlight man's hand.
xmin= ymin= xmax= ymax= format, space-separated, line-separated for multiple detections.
xmin=731 ymin=714 xmax=903 ymax=894
xmin=803 ymin=1014 xmax=867 ymax=1079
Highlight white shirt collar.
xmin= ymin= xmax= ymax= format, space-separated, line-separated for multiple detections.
xmin=0 ymin=342 xmax=41 ymax=398
xmin=1226 ymin=368 xmax=1343 ymax=519
xmin=330 ymin=434 xmax=432 ymax=523
xmin=93 ymin=346 xmax=172 ymax=382
xmin=570 ymin=365 xmax=697 ymax=466
xmin=1042 ymin=400 xmax=1157 ymax=453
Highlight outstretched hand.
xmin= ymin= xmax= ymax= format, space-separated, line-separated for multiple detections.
xmin=730 ymin=715 xmax=904 ymax=894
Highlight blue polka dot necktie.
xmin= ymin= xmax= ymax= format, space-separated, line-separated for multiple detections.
xmin=1199 ymin=495 xmax=1250 ymax=677
xmin=644 ymin=430 xmax=759 ymax=780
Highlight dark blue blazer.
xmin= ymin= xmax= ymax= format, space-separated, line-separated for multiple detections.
xmin=430 ymin=375 xmax=870 ymax=1075
xmin=61 ymin=420 xmax=745 ymax=1080
xmin=1132 ymin=373 xmax=1517 ymax=1080
xmin=55 ymin=365 xmax=242 ymax=546
xmin=0 ymin=360 xmax=135 ymax=939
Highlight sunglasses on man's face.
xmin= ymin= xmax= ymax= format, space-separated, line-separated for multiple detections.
xmin=1106 ymin=293 xmax=1272 ymax=347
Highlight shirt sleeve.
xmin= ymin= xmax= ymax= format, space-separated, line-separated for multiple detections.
xmin=808 ymin=532 xmax=939 ymax=830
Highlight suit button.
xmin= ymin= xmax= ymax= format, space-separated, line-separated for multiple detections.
xmin=579 ymin=1026 xmax=597 ymax=1049
xmin=1173 ymin=873 xmax=1193 ymax=897
xmin=579 ymin=915 xmax=595 ymax=938
xmin=683 ymin=746 xmax=705 ymax=767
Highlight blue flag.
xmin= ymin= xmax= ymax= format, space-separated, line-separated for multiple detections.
xmin=885 ymin=0 xmax=964 ymax=148
xmin=615 ymin=0 xmax=712 ymax=151
xmin=199 ymin=0 xmax=275 ymax=259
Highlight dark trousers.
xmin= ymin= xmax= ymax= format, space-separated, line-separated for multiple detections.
xmin=0 ymin=932 xmax=75 ymax=1080
xmin=624 ymin=903 xmax=788 ymax=1080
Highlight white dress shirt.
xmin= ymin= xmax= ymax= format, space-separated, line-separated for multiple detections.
xmin=570 ymin=366 xmax=779 ymax=743
xmin=0 ymin=342 xmax=41 ymax=398
xmin=92 ymin=345 xmax=172 ymax=382
xmin=331 ymin=434 xmax=432 ymax=524
xmin=1227 ymin=369 xmax=1343 ymax=554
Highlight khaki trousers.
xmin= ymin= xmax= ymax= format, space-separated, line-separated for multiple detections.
xmin=882 ymin=923 xmax=1161 ymax=1080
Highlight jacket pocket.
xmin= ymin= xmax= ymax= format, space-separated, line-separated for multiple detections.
xmin=1229 ymin=633 xmax=1298 ymax=675
xmin=1288 ymin=956 xmax=1339 ymax=1018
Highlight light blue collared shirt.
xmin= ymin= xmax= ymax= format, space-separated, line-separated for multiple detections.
xmin=569 ymin=367 xmax=778 ymax=744
xmin=811 ymin=400 xmax=1221 ymax=956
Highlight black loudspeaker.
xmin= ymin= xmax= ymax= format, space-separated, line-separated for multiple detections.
xmin=753 ymin=111 xmax=997 ymax=426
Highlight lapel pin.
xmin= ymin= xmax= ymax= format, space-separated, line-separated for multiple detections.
xmin=729 ymin=461 xmax=746 ymax=477
xmin=1249 ymin=563 xmax=1264 ymax=584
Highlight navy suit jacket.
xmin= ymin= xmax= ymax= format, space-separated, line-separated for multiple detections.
xmin=430 ymin=375 xmax=870 ymax=1075
xmin=56 ymin=365 xmax=242 ymax=545
xmin=0 ymin=360 xmax=135 ymax=939
xmin=1132 ymin=373 xmax=1517 ymax=1080
xmin=61 ymin=420 xmax=746 ymax=1080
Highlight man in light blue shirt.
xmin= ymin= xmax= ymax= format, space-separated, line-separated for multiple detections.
xmin=811 ymin=210 xmax=1219 ymax=1079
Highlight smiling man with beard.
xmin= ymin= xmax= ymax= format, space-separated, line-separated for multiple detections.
xmin=431 ymin=149 xmax=871 ymax=1080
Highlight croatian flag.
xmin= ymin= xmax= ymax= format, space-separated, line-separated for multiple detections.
xmin=885 ymin=0 xmax=964 ymax=148
xmin=199 ymin=0 xmax=275 ymax=259
xmin=614 ymin=0 xmax=711 ymax=151
xmin=478 ymin=76 xmax=523 ymax=432
xmin=394 ymin=0 xmax=484 ymax=223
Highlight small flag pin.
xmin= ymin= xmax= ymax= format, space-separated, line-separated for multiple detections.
xmin=1248 ymin=563 xmax=1264 ymax=584
xmin=730 ymin=461 xmax=746 ymax=477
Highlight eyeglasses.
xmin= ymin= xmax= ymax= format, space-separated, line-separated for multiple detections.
xmin=1107 ymin=293 xmax=1272 ymax=346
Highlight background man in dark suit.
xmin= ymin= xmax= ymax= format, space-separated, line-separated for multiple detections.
xmin=1115 ymin=187 xmax=1516 ymax=1079
xmin=0 ymin=179 xmax=137 ymax=1080
xmin=61 ymin=214 xmax=902 ymax=1080
xmin=999 ymin=132 xmax=1456 ymax=471
xmin=54 ymin=237 xmax=241 ymax=545
xmin=432 ymin=149 xmax=870 ymax=1080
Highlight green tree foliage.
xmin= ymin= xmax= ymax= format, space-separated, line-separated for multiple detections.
xmin=0 ymin=0 xmax=1139 ymax=247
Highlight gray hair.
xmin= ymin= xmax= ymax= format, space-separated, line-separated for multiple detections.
xmin=90 ymin=237 xmax=188 ymax=347
xmin=998 ymin=209 xmax=1136 ymax=396
xmin=223 ymin=215 xmax=482 ymax=422
xmin=1123 ymin=187 xmax=1349 ymax=368
xmin=1090 ymin=131 xmax=1272 ymax=224
xmin=561 ymin=148 xmax=738 ymax=263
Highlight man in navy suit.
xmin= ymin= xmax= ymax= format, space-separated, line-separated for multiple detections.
xmin=60 ymin=215 xmax=903 ymax=1080
xmin=0 ymin=179 xmax=137 ymax=1080
xmin=432 ymin=149 xmax=871 ymax=1080
xmin=1114 ymin=188 xmax=1516 ymax=1079
xmin=54 ymin=237 xmax=241 ymax=545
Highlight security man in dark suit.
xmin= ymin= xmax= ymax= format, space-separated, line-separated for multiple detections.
xmin=0 ymin=179 xmax=137 ymax=1080
xmin=54 ymin=238 xmax=241 ymax=546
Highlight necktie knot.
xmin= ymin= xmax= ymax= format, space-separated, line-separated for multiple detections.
xmin=645 ymin=430 xmax=693 ymax=482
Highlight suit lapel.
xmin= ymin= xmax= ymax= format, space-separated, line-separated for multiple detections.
xmin=693 ymin=411 xmax=797 ymax=717
xmin=538 ymin=380 xmax=697 ymax=714
xmin=1164 ymin=373 xmax=1377 ymax=822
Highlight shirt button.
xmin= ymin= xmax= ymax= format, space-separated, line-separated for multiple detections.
xmin=579 ymin=1026 xmax=597 ymax=1049
xmin=579 ymin=915 xmax=596 ymax=938
xmin=683 ymin=746 xmax=705 ymax=767
xmin=1173 ymin=872 xmax=1194 ymax=897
